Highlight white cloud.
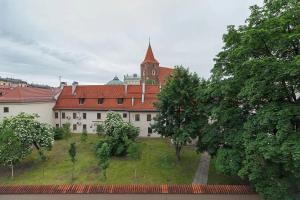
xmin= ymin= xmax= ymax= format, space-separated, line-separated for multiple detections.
xmin=0 ymin=0 xmax=264 ymax=86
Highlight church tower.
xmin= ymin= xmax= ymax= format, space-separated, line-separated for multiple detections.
xmin=140 ymin=43 xmax=160 ymax=84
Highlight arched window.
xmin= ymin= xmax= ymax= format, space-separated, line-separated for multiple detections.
xmin=152 ymin=70 xmax=156 ymax=75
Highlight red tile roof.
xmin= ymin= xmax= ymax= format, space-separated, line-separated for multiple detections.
xmin=54 ymin=85 xmax=160 ymax=111
xmin=0 ymin=86 xmax=13 ymax=97
xmin=142 ymin=44 xmax=159 ymax=64
xmin=159 ymin=66 xmax=173 ymax=85
xmin=0 ymin=184 xmax=255 ymax=194
xmin=0 ymin=87 xmax=60 ymax=103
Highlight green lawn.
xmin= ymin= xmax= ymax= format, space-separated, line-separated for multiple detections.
xmin=0 ymin=134 xmax=200 ymax=185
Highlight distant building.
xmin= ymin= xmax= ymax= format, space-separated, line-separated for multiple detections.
xmin=0 ymin=87 xmax=61 ymax=124
xmin=140 ymin=43 xmax=173 ymax=85
xmin=106 ymin=76 xmax=124 ymax=85
xmin=124 ymin=73 xmax=140 ymax=85
xmin=0 ymin=77 xmax=27 ymax=87
xmin=0 ymin=43 xmax=174 ymax=137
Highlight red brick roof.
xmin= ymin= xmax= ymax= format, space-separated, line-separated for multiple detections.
xmin=0 ymin=86 xmax=13 ymax=97
xmin=142 ymin=44 xmax=159 ymax=64
xmin=0 ymin=87 xmax=60 ymax=103
xmin=159 ymin=67 xmax=173 ymax=85
xmin=0 ymin=184 xmax=254 ymax=194
xmin=54 ymin=85 xmax=160 ymax=111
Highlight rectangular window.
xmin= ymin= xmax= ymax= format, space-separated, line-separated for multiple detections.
xmin=73 ymin=113 xmax=77 ymax=119
xmin=147 ymin=114 xmax=151 ymax=121
xmin=98 ymin=98 xmax=104 ymax=104
xmin=148 ymin=127 xmax=152 ymax=134
xmin=83 ymin=124 xmax=87 ymax=131
xmin=97 ymin=113 xmax=101 ymax=119
xmin=83 ymin=113 xmax=87 ymax=119
xmin=117 ymin=98 xmax=124 ymax=104
xmin=135 ymin=114 xmax=140 ymax=121
xmin=123 ymin=113 xmax=127 ymax=118
xmin=73 ymin=124 xmax=77 ymax=131
xmin=79 ymin=98 xmax=85 ymax=104
xmin=56 ymin=124 xmax=59 ymax=128
xmin=55 ymin=112 xmax=58 ymax=118
xmin=62 ymin=112 xmax=65 ymax=119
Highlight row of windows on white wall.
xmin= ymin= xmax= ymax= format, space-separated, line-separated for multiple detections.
xmin=54 ymin=112 xmax=152 ymax=121
xmin=55 ymin=123 xmax=153 ymax=135
xmin=78 ymin=98 xmax=124 ymax=105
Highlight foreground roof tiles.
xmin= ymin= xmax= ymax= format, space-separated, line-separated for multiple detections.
xmin=0 ymin=184 xmax=254 ymax=194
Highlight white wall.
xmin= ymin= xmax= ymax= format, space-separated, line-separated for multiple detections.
xmin=53 ymin=110 xmax=159 ymax=137
xmin=0 ymin=101 xmax=55 ymax=125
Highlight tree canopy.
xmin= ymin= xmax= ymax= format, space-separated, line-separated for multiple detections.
xmin=0 ymin=113 xmax=54 ymax=178
xmin=197 ymin=1 xmax=300 ymax=199
xmin=152 ymin=66 xmax=205 ymax=161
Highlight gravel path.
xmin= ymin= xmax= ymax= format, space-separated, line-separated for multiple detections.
xmin=193 ymin=151 xmax=211 ymax=184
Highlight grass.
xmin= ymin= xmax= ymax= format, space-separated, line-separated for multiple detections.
xmin=0 ymin=134 xmax=200 ymax=185
xmin=207 ymin=157 xmax=247 ymax=185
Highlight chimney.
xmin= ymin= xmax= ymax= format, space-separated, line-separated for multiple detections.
xmin=124 ymin=84 xmax=128 ymax=94
xmin=131 ymin=97 xmax=134 ymax=106
xmin=60 ymin=81 xmax=67 ymax=89
xmin=72 ymin=81 xmax=78 ymax=95
xmin=141 ymin=82 xmax=145 ymax=104
xmin=142 ymin=82 xmax=145 ymax=94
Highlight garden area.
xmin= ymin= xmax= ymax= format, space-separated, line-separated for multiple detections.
xmin=0 ymin=134 xmax=200 ymax=185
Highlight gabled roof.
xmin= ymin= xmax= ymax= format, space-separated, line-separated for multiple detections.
xmin=54 ymin=85 xmax=160 ymax=111
xmin=142 ymin=43 xmax=159 ymax=64
xmin=0 ymin=87 xmax=60 ymax=103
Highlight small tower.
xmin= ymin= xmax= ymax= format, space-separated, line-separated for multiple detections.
xmin=140 ymin=42 xmax=159 ymax=84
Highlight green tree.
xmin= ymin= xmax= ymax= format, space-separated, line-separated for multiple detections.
xmin=97 ymin=142 xmax=110 ymax=180
xmin=197 ymin=1 xmax=300 ymax=199
xmin=0 ymin=128 xmax=24 ymax=178
xmin=101 ymin=112 xmax=139 ymax=156
xmin=152 ymin=66 xmax=203 ymax=161
xmin=68 ymin=142 xmax=76 ymax=181
xmin=0 ymin=113 xmax=54 ymax=178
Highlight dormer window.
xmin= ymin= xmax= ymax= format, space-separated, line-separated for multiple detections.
xmin=117 ymin=98 xmax=124 ymax=104
xmin=79 ymin=98 xmax=85 ymax=104
xmin=98 ymin=98 xmax=104 ymax=104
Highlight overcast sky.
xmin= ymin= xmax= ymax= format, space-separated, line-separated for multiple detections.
xmin=0 ymin=0 xmax=263 ymax=86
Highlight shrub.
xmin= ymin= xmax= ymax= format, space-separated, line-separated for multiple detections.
xmin=80 ymin=129 xmax=88 ymax=142
xmin=62 ymin=123 xmax=71 ymax=138
xmin=127 ymin=143 xmax=141 ymax=160
xmin=53 ymin=127 xmax=64 ymax=140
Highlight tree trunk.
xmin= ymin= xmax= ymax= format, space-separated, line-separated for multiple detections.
xmin=175 ymin=145 xmax=181 ymax=162
xmin=11 ymin=161 xmax=14 ymax=179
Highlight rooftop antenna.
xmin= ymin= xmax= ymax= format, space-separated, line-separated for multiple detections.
xmin=148 ymin=36 xmax=151 ymax=46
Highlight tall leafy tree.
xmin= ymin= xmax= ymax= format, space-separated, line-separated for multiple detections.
xmin=152 ymin=66 xmax=203 ymax=161
xmin=0 ymin=113 xmax=54 ymax=178
xmin=198 ymin=1 xmax=300 ymax=199
xmin=0 ymin=128 xmax=24 ymax=178
xmin=97 ymin=142 xmax=110 ymax=180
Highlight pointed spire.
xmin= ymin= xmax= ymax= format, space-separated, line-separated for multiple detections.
xmin=142 ymin=41 xmax=159 ymax=64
